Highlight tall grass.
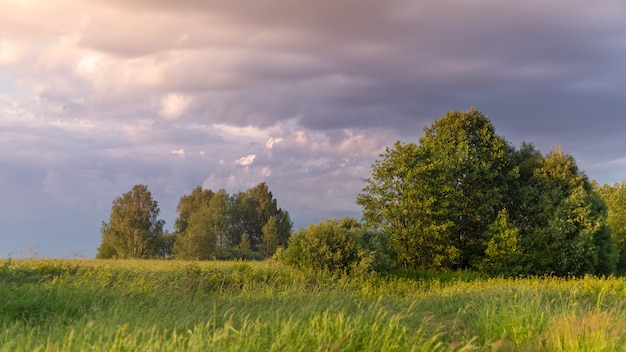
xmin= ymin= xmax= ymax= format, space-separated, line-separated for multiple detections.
xmin=1 ymin=258 xmax=626 ymax=351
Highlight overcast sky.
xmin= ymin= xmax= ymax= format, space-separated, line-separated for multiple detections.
xmin=2 ymin=0 xmax=626 ymax=258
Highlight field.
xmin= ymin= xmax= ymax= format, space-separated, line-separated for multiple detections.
xmin=2 ymin=259 xmax=626 ymax=351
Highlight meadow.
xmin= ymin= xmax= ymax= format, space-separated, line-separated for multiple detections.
xmin=1 ymin=259 xmax=626 ymax=351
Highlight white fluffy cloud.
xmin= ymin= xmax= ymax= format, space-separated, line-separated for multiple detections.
xmin=159 ymin=93 xmax=192 ymax=119
xmin=235 ymin=154 xmax=256 ymax=167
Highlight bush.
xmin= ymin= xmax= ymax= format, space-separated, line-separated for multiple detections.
xmin=214 ymin=248 xmax=264 ymax=261
xmin=280 ymin=217 xmax=391 ymax=276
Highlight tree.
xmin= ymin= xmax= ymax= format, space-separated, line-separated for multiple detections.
xmin=520 ymin=148 xmax=617 ymax=276
xmin=478 ymin=209 xmax=523 ymax=276
xmin=230 ymin=182 xmax=292 ymax=250
xmin=97 ymin=184 xmax=165 ymax=259
xmin=172 ymin=204 xmax=218 ymax=260
xmin=594 ymin=181 xmax=626 ymax=272
xmin=238 ymin=233 xmax=251 ymax=251
xmin=154 ymin=231 xmax=176 ymax=258
xmin=171 ymin=182 xmax=292 ymax=259
xmin=259 ymin=216 xmax=279 ymax=257
xmin=358 ymin=108 xmax=515 ymax=269
xmin=358 ymin=108 xmax=616 ymax=276
xmin=174 ymin=186 xmax=214 ymax=235
xmin=207 ymin=189 xmax=231 ymax=248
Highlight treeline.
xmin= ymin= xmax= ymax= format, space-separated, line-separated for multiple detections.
xmin=96 ymin=107 xmax=626 ymax=277
xmin=97 ymin=182 xmax=291 ymax=260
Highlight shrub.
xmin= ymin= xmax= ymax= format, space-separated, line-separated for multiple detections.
xmin=280 ymin=217 xmax=391 ymax=275
xmin=214 ymin=248 xmax=264 ymax=261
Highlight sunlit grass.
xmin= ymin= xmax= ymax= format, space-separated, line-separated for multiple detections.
xmin=1 ymin=259 xmax=626 ymax=351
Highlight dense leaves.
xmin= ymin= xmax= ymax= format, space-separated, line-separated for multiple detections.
xmin=97 ymin=185 xmax=165 ymax=259
xmin=595 ymin=180 xmax=626 ymax=272
xmin=172 ymin=182 xmax=292 ymax=260
xmin=97 ymin=183 xmax=291 ymax=261
xmin=358 ymin=108 xmax=617 ymax=276
xmin=280 ymin=217 xmax=391 ymax=275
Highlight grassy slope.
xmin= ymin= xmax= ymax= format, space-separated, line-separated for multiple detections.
xmin=1 ymin=259 xmax=626 ymax=351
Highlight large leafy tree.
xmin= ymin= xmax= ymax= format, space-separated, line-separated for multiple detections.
xmin=358 ymin=108 xmax=515 ymax=269
xmin=358 ymin=108 xmax=616 ymax=275
xmin=520 ymin=148 xmax=617 ymax=275
xmin=97 ymin=184 xmax=165 ymax=259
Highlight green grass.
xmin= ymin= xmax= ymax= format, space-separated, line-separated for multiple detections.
xmin=1 ymin=259 xmax=626 ymax=351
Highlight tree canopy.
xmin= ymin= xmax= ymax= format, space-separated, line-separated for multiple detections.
xmin=97 ymin=184 xmax=165 ymax=259
xmin=358 ymin=108 xmax=617 ymax=276
xmin=595 ymin=180 xmax=626 ymax=271
xmin=172 ymin=182 xmax=292 ymax=260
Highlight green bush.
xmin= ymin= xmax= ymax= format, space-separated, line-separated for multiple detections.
xmin=280 ymin=217 xmax=391 ymax=275
xmin=214 ymin=248 xmax=264 ymax=261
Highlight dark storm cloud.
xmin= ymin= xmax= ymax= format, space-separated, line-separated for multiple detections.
xmin=68 ymin=0 xmax=626 ymax=135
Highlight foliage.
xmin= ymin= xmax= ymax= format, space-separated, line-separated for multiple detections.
xmin=213 ymin=248 xmax=264 ymax=261
xmin=228 ymin=183 xmax=292 ymax=251
xmin=478 ymin=209 xmax=523 ymax=276
xmin=358 ymin=108 xmax=617 ymax=276
xmin=259 ymin=216 xmax=279 ymax=257
xmin=595 ymin=179 xmax=626 ymax=272
xmin=280 ymin=217 xmax=391 ymax=275
xmin=173 ymin=186 xmax=214 ymax=235
xmin=518 ymin=148 xmax=617 ymax=276
xmin=172 ymin=182 xmax=292 ymax=260
xmin=97 ymin=185 xmax=165 ymax=259
xmin=154 ymin=231 xmax=176 ymax=258
xmin=359 ymin=108 xmax=515 ymax=270
xmin=172 ymin=204 xmax=218 ymax=260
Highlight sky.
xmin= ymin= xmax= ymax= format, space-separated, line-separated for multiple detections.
xmin=1 ymin=0 xmax=626 ymax=258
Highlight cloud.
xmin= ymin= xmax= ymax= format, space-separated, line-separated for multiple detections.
xmin=171 ymin=148 xmax=185 ymax=156
xmin=0 ymin=38 xmax=27 ymax=66
xmin=159 ymin=93 xmax=192 ymax=119
xmin=235 ymin=154 xmax=256 ymax=167
xmin=265 ymin=137 xmax=283 ymax=149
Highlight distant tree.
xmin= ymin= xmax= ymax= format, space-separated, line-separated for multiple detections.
xmin=174 ymin=186 xmax=214 ymax=235
xmin=171 ymin=182 xmax=292 ymax=259
xmin=172 ymin=204 xmax=218 ymax=260
xmin=230 ymin=182 xmax=292 ymax=250
xmin=595 ymin=180 xmax=626 ymax=272
xmin=97 ymin=184 xmax=165 ymax=259
xmin=238 ymin=233 xmax=251 ymax=251
xmin=259 ymin=216 xmax=279 ymax=257
xmin=154 ymin=231 xmax=176 ymax=258
xmin=207 ymin=189 xmax=231 ymax=248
